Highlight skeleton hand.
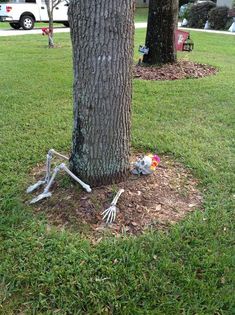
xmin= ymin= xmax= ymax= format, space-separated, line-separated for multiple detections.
xmin=102 ymin=189 xmax=124 ymax=224
xmin=26 ymin=180 xmax=46 ymax=193
xmin=29 ymin=163 xmax=92 ymax=204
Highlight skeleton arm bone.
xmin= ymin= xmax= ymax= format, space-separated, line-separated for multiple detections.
xmin=48 ymin=149 xmax=69 ymax=161
xmin=27 ymin=149 xmax=69 ymax=193
xmin=61 ymin=164 xmax=92 ymax=193
xmin=29 ymin=165 xmax=60 ymax=204
xmin=30 ymin=163 xmax=92 ymax=204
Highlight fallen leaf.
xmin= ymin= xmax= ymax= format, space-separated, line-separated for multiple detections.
xmin=221 ymin=277 xmax=225 ymax=284
xmin=155 ymin=204 xmax=162 ymax=211
xmin=189 ymin=204 xmax=197 ymax=208
xmin=131 ymin=222 xmax=138 ymax=226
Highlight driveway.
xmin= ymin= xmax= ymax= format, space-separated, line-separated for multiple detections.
xmin=0 ymin=22 xmax=234 ymax=37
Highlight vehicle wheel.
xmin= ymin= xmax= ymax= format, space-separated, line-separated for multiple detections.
xmin=63 ymin=22 xmax=69 ymax=27
xmin=20 ymin=15 xmax=34 ymax=30
xmin=9 ymin=23 xmax=21 ymax=30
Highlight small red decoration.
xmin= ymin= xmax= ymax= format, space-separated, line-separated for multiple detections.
xmin=175 ymin=30 xmax=194 ymax=51
xmin=41 ymin=27 xmax=52 ymax=36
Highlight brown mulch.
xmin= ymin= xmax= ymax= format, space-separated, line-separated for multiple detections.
xmin=26 ymin=155 xmax=203 ymax=241
xmin=133 ymin=60 xmax=217 ymax=81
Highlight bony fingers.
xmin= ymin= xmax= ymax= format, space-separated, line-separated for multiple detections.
xmin=101 ymin=208 xmax=110 ymax=216
xmin=108 ymin=211 xmax=114 ymax=224
xmin=110 ymin=211 xmax=115 ymax=224
xmin=102 ymin=209 xmax=111 ymax=220
xmin=112 ymin=209 xmax=116 ymax=222
xmin=109 ymin=211 xmax=114 ymax=224
xmin=27 ymin=180 xmax=45 ymax=193
xmin=106 ymin=210 xmax=113 ymax=224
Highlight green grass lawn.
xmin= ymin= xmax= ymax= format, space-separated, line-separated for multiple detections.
xmin=0 ymin=8 xmax=148 ymax=30
xmin=135 ymin=8 xmax=148 ymax=22
xmin=0 ymin=30 xmax=234 ymax=314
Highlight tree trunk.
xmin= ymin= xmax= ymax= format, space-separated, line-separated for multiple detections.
xmin=143 ymin=0 xmax=178 ymax=65
xmin=46 ymin=0 xmax=54 ymax=48
xmin=48 ymin=12 xmax=54 ymax=48
xmin=68 ymin=0 xmax=135 ymax=187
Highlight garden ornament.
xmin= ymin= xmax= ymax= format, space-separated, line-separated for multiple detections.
xmin=229 ymin=18 xmax=235 ymax=32
xmin=139 ymin=45 xmax=149 ymax=55
xmin=204 ymin=20 xmax=210 ymax=30
xmin=138 ymin=45 xmax=149 ymax=65
xmin=41 ymin=27 xmax=54 ymax=47
xmin=181 ymin=18 xmax=188 ymax=27
xmin=131 ymin=154 xmax=160 ymax=175
xmin=27 ymin=149 xmax=91 ymax=204
xmin=102 ymin=189 xmax=125 ymax=224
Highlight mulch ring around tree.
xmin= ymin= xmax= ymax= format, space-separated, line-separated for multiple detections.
xmin=133 ymin=60 xmax=217 ymax=81
xmin=26 ymin=155 xmax=204 ymax=242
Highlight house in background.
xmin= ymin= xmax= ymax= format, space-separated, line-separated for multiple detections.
xmin=216 ymin=0 xmax=233 ymax=7
xmin=136 ymin=0 xmax=149 ymax=8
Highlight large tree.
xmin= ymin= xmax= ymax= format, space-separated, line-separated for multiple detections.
xmin=68 ymin=0 xmax=135 ymax=187
xmin=143 ymin=0 xmax=179 ymax=65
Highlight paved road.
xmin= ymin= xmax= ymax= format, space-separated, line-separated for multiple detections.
xmin=0 ymin=22 xmax=234 ymax=37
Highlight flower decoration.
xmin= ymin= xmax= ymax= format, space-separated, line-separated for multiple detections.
xmin=148 ymin=154 xmax=161 ymax=171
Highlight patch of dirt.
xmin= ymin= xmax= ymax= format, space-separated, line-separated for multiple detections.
xmin=133 ymin=60 xmax=217 ymax=81
xmin=26 ymin=155 xmax=204 ymax=241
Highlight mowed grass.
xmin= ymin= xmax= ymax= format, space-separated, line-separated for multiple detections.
xmin=0 ymin=8 xmax=148 ymax=30
xmin=0 ymin=30 xmax=235 ymax=314
xmin=134 ymin=7 xmax=148 ymax=22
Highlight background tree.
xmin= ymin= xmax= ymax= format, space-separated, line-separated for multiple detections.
xmin=45 ymin=0 xmax=66 ymax=47
xmin=143 ymin=0 xmax=179 ymax=65
xmin=68 ymin=0 xmax=135 ymax=187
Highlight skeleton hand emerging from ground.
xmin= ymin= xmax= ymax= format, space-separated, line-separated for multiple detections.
xmin=102 ymin=189 xmax=125 ymax=224
xmin=27 ymin=149 xmax=91 ymax=204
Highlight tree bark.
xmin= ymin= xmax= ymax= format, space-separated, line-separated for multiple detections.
xmin=68 ymin=0 xmax=135 ymax=187
xmin=46 ymin=0 xmax=54 ymax=48
xmin=143 ymin=0 xmax=178 ymax=65
xmin=48 ymin=12 xmax=54 ymax=48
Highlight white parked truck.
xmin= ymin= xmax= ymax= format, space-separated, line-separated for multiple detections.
xmin=0 ymin=0 xmax=69 ymax=30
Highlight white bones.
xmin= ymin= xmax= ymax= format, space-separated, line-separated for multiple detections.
xmin=102 ymin=189 xmax=125 ymax=224
xmin=27 ymin=149 xmax=91 ymax=204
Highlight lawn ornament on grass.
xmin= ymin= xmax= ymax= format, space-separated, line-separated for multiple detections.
xmin=131 ymin=154 xmax=160 ymax=175
xmin=102 ymin=189 xmax=125 ymax=224
xmin=138 ymin=45 xmax=149 ymax=65
xmin=181 ymin=18 xmax=188 ymax=27
xmin=175 ymin=30 xmax=194 ymax=52
xmin=204 ymin=20 xmax=210 ymax=30
xmin=229 ymin=18 xmax=235 ymax=32
xmin=42 ymin=27 xmax=54 ymax=48
xmin=27 ymin=149 xmax=91 ymax=204
xmin=228 ymin=10 xmax=235 ymax=33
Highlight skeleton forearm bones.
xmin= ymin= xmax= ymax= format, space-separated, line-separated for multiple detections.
xmin=27 ymin=149 xmax=91 ymax=204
